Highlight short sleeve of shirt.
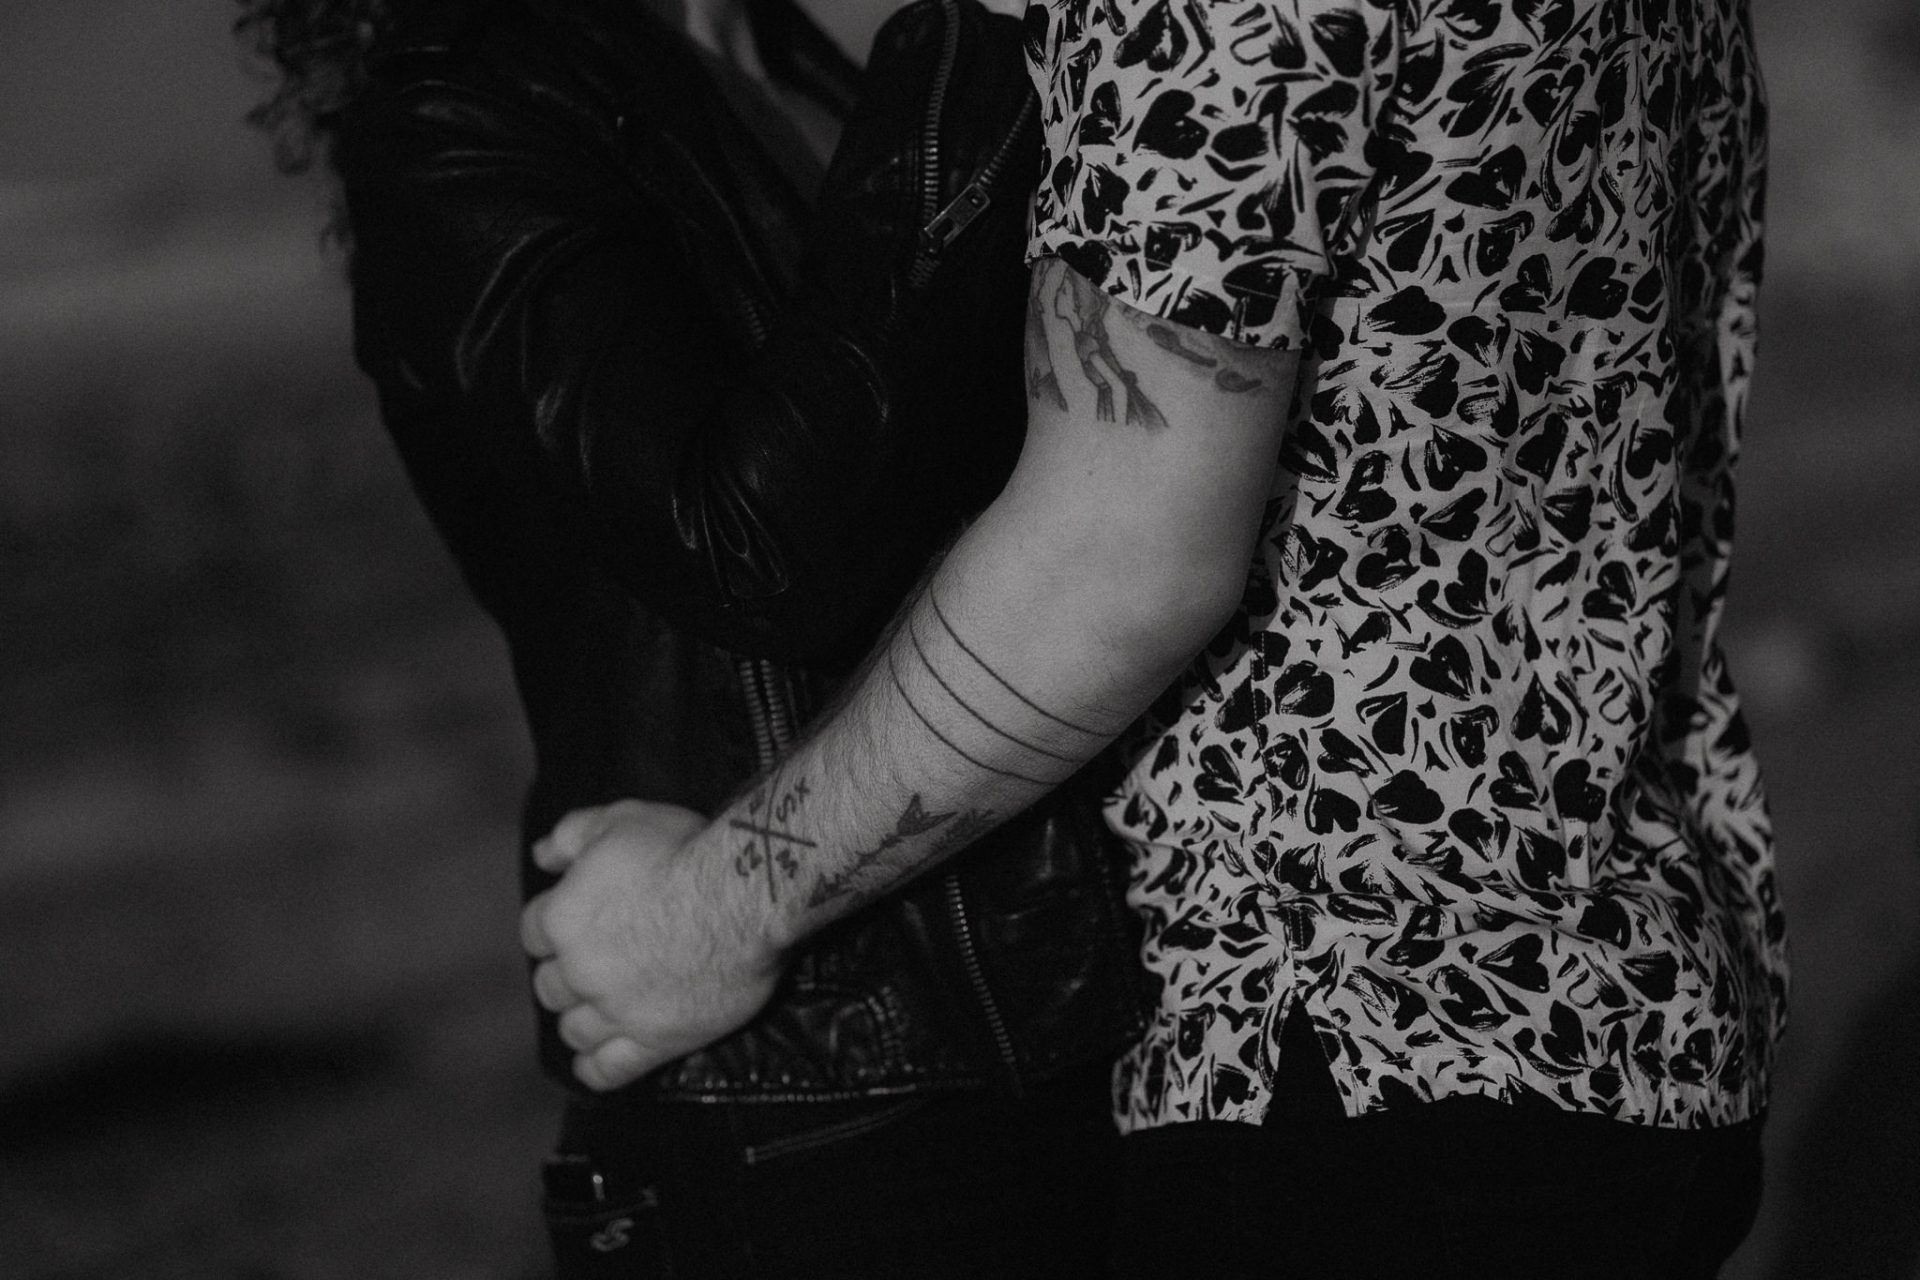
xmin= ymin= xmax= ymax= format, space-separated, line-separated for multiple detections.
xmin=1024 ymin=0 xmax=1403 ymax=348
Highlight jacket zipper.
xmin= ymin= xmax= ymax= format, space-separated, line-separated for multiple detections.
xmin=907 ymin=95 xmax=1035 ymax=289
xmin=919 ymin=0 xmax=963 ymax=228
xmin=736 ymin=655 xmax=790 ymax=769
xmin=906 ymin=0 xmax=974 ymax=289
xmin=944 ymin=869 xmax=1024 ymax=1092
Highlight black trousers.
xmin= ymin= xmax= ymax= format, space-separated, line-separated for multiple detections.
xmin=543 ymin=1061 xmax=1117 ymax=1280
xmin=1112 ymin=1009 xmax=1765 ymax=1280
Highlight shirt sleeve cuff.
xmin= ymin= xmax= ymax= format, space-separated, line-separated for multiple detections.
xmin=1026 ymin=226 xmax=1320 ymax=352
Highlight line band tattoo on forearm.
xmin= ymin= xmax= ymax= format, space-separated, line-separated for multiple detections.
xmin=903 ymin=619 xmax=1080 ymax=764
xmin=885 ymin=650 xmax=1053 ymax=786
xmin=925 ymin=593 xmax=1119 ymax=739
xmin=881 ymin=589 xmax=1124 ymax=790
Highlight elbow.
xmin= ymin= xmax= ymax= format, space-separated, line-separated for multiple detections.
xmin=1092 ymin=550 xmax=1249 ymax=679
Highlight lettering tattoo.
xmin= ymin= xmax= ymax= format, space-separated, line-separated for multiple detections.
xmin=805 ymin=795 xmax=996 ymax=909
xmin=728 ymin=768 xmax=815 ymax=901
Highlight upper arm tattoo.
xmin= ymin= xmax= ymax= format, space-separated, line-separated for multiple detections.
xmin=1052 ymin=270 xmax=1169 ymax=430
xmin=1025 ymin=282 xmax=1068 ymax=411
xmin=1023 ymin=258 xmax=1275 ymax=430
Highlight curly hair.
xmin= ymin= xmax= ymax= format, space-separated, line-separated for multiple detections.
xmin=234 ymin=0 xmax=404 ymax=175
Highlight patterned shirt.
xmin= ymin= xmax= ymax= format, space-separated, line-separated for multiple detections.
xmin=1024 ymin=0 xmax=1787 ymax=1132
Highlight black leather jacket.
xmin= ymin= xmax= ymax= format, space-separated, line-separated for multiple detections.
xmin=336 ymin=0 xmax=1142 ymax=1099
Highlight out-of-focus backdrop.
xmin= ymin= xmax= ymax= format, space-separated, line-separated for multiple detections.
xmin=1 ymin=0 xmax=1915 ymax=1276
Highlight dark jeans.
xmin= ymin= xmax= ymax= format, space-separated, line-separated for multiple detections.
xmin=1112 ymin=1010 xmax=1765 ymax=1280
xmin=543 ymin=1062 xmax=1117 ymax=1279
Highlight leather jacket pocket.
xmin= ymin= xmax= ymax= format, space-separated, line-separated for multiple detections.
xmin=738 ymin=1097 xmax=932 ymax=1167
xmin=542 ymin=1150 xmax=675 ymax=1278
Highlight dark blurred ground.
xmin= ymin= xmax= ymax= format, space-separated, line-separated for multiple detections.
xmin=2 ymin=0 xmax=1917 ymax=1277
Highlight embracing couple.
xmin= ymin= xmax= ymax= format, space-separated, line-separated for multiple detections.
xmin=243 ymin=0 xmax=1785 ymax=1272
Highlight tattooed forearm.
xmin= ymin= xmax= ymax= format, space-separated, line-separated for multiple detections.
xmin=805 ymin=796 xmax=995 ymax=909
xmin=728 ymin=768 xmax=815 ymax=902
xmin=799 ymin=587 xmax=1122 ymax=911
xmin=728 ymin=588 xmax=1118 ymax=917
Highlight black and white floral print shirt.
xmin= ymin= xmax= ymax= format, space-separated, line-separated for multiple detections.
xmin=1024 ymin=0 xmax=1786 ymax=1132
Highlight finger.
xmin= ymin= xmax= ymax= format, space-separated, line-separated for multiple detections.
xmin=531 ymin=960 xmax=577 ymax=1013
xmin=557 ymin=1003 xmax=620 ymax=1053
xmin=520 ymin=895 xmax=557 ymax=959
xmin=530 ymin=835 xmax=569 ymax=874
xmin=574 ymin=1037 xmax=653 ymax=1092
xmin=544 ymin=805 xmax=617 ymax=866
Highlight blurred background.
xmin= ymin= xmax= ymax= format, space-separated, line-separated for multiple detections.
xmin=1 ymin=0 xmax=1915 ymax=1275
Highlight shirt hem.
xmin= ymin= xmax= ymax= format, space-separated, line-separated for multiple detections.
xmin=1114 ymin=1046 xmax=1774 ymax=1137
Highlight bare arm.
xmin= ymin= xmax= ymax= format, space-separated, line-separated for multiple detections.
xmin=523 ymin=258 xmax=1302 ymax=1086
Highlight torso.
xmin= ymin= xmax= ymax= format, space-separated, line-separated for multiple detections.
xmin=1025 ymin=0 xmax=1787 ymax=1135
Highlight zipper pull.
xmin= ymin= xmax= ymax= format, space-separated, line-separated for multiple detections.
xmin=918 ymin=178 xmax=995 ymax=261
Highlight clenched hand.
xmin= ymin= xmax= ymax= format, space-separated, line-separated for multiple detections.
xmin=520 ymin=799 xmax=784 ymax=1091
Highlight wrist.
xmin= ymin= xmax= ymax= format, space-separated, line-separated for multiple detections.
xmin=678 ymin=817 xmax=794 ymax=975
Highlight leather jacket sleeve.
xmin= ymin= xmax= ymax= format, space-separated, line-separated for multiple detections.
xmin=339 ymin=0 xmax=1038 ymax=665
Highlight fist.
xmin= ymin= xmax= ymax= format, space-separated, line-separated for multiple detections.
xmin=521 ymin=800 xmax=784 ymax=1090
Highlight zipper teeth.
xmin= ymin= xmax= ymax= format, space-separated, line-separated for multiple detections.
xmin=920 ymin=0 xmax=963 ymax=228
xmin=742 ymin=286 xmax=771 ymax=346
xmin=905 ymin=69 xmax=1036 ymax=291
xmin=943 ymin=870 xmax=1022 ymax=1086
xmin=736 ymin=657 xmax=780 ymax=770
xmin=757 ymin=656 xmax=795 ymax=748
